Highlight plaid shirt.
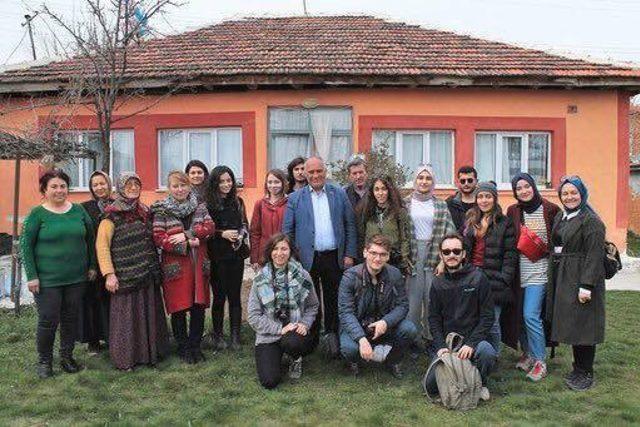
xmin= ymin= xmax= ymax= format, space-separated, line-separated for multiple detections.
xmin=404 ymin=195 xmax=456 ymax=272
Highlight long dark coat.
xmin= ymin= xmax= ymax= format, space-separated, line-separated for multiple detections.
xmin=504 ymin=198 xmax=561 ymax=350
xmin=546 ymin=209 xmax=606 ymax=345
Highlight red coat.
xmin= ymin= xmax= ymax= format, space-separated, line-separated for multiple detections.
xmin=152 ymin=204 xmax=215 ymax=314
xmin=249 ymin=196 xmax=288 ymax=265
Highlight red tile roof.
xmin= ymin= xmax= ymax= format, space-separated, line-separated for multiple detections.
xmin=2 ymin=16 xmax=640 ymax=90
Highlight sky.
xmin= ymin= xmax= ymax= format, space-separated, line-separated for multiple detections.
xmin=1 ymin=0 xmax=639 ymax=68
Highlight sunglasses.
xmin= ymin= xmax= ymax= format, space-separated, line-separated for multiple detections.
xmin=459 ymin=178 xmax=475 ymax=184
xmin=441 ymin=248 xmax=463 ymax=256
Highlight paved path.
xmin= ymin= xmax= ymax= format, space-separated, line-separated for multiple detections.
xmin=607 ymin=255 xmax=640 ymax=290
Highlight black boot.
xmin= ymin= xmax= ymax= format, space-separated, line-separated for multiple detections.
xmin=60 ymin=352 xmax=82 ymax=374
xmin=211 ymin=307 xmax=227 ymax=351
xmin=171 ymin=313 xmax=190 ymax=362
xmin=188 ymin=307 xmax=206 ymax=363
xmin=36 ymin=354 xmax=53 ymax=379
xmin=229 ymin=306 xmax=242 ymax=351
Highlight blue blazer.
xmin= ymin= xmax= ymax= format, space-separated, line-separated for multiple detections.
xmin=282 ymin=182 xmax=357 ymax=271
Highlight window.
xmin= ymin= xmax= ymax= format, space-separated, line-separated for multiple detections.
xmin=475 ymin=132 xmax=550 ymax=187
xmin=158 ymin=128 xmax=242 ymax=187
xmin=372 ymin=130 xmax=454 ymax=185
xmin=60 ymin=130 xmax=135 ymax=189
xmin=268 ymin=107 xmax=352 ymax=169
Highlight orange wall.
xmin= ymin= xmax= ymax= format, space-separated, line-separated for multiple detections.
xmin=0 ymin=87 xmax=627 ymax=248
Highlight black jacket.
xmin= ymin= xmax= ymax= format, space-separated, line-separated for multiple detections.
xmin=428 ymin=264 xmax=494 ymax=350
xmin=338 ymin=264 xmax=409 ymax=342
xmin=344 ymin=183 xmax=366 ymax=212
xmin=463 ymin=214 xmax=517 ymax=306
xmin=446 ymin=192 xmax=475 ymax=234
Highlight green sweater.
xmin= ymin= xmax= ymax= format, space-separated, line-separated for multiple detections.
xmin=20 ymin=204 xmax=96 ymax=287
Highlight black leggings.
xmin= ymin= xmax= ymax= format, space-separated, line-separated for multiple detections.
xmin=210 ymin=257 xmax=245 ymax=334
xmin=572 ymin=345 xmax=596 ymax=374
xmin=170 ymin=305 xmax=206 ymax=349
xmin=35 ymin=283 xmax=85 ymax=361
xmin=255 ymin=331 xmax=316 ymax=389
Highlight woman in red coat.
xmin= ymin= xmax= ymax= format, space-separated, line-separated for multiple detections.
xmin=250 ymin=169 xmax=289 ymax=271
xmin=152 ymin=171 xmax=215 ymax=364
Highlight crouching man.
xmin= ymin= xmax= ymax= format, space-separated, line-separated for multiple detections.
xmin=338 ymin=234 xmax=417 ymax=378
xmin=427 ymin=233 xmax=497 ymax=400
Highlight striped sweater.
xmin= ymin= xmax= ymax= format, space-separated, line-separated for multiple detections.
xmin=519 ymin=205 xmax=549 ymax=286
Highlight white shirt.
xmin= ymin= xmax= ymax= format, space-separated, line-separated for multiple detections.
xmin=310 ymin=186 xmax=337 ymax=251
xmin=410 ymin=198 xmax=435 ymax=241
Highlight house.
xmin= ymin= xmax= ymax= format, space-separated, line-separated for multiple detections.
xmin=630 ymin=104 xmax=640 ymax=234
xmin=0 ymin=15 xmax=639 ymax=248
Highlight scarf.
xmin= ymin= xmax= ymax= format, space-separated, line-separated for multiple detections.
xmin=511 ymin=172 xmax=543 ymax=214
xmin=105 ymin=172 xmax=148 ymax=220
xmin=412 ymin=164 xmax=435 ymax=202
xmin=151 ymin=191 xmax=198 ymax=219
xmin=88 ymin=170 xmax=114 ymax=213
xmin=558 ymin=175 xmax=591 ymax=214
xmin=254 ymin=260 xmax=313 ymax=324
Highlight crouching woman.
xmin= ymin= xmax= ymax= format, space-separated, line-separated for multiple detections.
xmin=247 ymin=233 xmax=319 ymax=389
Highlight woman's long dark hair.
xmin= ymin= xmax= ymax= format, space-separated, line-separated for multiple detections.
xmin=207 ymin=165 xmax=239 ymax=211
xmin=358 ymin=175 xmax=403 ymax=222
xmin=286 ymin=156 xmax=307 ymax=193
xmin=185 ymin=159 xmax=209 ymax=178
xmin=464 ymin=197 xmax=503 ymax=236
xmin=261 ymin=233 xmax=299 ymax=268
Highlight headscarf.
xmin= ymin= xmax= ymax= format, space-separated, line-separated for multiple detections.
xmin=105 ymin=172 xmax=147 ymax=219
xmin=412 ymin=164 xmax=435 ymax=202
xmin=558 ymin=175 xmax=592 ymax=214
xmin=88 ymin=170 xmax=114 ymax=213
xmin=151 ymin=191 xmax=198 ymax=219
xmin=511 ymin=172 xmax=543 ymax=214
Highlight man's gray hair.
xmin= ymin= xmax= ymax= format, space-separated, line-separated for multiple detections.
xmin=347 ymin=155 xmax=366 ymax=171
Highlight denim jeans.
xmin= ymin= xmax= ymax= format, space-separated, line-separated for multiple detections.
xmin=425 ymin=340 xmax=498 ymax=394
xmin=519 ymin=284 xmax=546 ymax=361
xmin=488 ymin=305 xmax=502 ymax=353
xmin=406 ymin=240 xmax=433 ymax=343
xmin=340 ymin=319 xmax=417 ymax=363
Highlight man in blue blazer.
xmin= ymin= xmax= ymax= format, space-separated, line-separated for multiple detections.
xmin=283 ymin=156 xmax=358 ymax=355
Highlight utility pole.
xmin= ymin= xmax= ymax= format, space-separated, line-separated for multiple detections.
xmin=22 ymin=12 xmax=39 ymax=61
xmin=303 ymin=0 xmax=308 ymax=16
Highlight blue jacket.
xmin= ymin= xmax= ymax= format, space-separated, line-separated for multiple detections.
xmin=338 ymin=264 xmax=409 ymax=341
xmin=282 ymin=182 xmax=357 ymax=271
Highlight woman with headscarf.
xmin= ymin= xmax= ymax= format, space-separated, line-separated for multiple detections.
xmin=405 ymin=165 xmax=455 ymax=356
xmin=506 ymin=173 xmax=560 ymax=381
xmin=95 ymin=172 xmax=169 ymax=371
xmin=79 ymin=171 xmax=114 ymax=355
xmin=152 ymin=171 xmax=215 ymax=364
xmin=463 ymin=181 xmax=517 ymax=354
xmin=547 ymin=176 xmax=605 ymax=391
xmin=185 ymin=160 xmax=209 ymax=203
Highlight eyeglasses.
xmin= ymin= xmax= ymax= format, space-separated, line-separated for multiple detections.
xmin=459 ymin=178 xmax=475 ymax=184
xmin=441 ymin=248 xmax=463 ymax=256
xmin=367 ymin=250 xmax=390 ymax=259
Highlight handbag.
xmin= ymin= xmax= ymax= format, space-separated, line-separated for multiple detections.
xmin=517 ymin=225 xmax=548 ymax=263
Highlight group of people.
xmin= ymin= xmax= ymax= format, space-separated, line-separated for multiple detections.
xmin=20 ymin=153 xmax=606 ymax=397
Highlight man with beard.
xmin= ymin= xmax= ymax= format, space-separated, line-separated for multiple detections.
xmin=446 ymin=166 xmax=478 ymax=233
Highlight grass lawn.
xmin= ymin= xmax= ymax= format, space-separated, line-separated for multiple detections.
xmin=0 ymin=292 xmax=639 ymax=426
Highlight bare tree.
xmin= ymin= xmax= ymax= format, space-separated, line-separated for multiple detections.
xmin=39 ymin=0 xmax=183 ymax=173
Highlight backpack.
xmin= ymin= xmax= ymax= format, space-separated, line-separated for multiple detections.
xmin=604 ymin=240 xmax=622 ymax=280
xmin=422 ymin=333 xmax=482 ymax=411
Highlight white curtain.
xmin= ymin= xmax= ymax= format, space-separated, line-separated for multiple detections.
xmin=188 ymin=132 xmax=213 ymax=168
xmin=111 ymin=130 xmax=135 ymax=180
xmin=430 ymin=131 xmax=453 ymax=184
xmin=217 ymin=128 xmax=243 ymax=183
xmin=402 ymin=133 xmax=424 ymax=177
xmin=528 ymin=134 xmax=549 ymax=185
xmin=501 ymin=136 xmax=522 ymax=184
xmin=476 ymin=133 xmax=497 ymax=183
xmin=269 ymin=134 xmax=310 ymax=170
xmin=310 ymin=109 xmax=334 ymax=160
xmin=159 ymin=130 xmax=184 ymax=186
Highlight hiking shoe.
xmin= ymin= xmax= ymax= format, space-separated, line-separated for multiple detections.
xmin=36 ymin=361 xmax=53 ymax=379
xmin=516 ymin=354 xmax=534 ymax=372
xmin=526 ymin=361 xmax=547 ymax=382
xmin=563 ymin=363 xmax=580 ymax=382
xmin=212 ymin=334 xmax=228 ymax=352
xmin=288 ymin=357 xmax=303 ymax=380
xmin=388 ymin=363 xmax=403 ymax=379
xmin=565 ymin=371 xmax=594 ymax=391
xmin=347 ymin=362 xmax=360 ymax=376
xmin=60 ymin=356 xmax=82 ymax=374
xmin=480 ymin=386 xmax=491 ymax=401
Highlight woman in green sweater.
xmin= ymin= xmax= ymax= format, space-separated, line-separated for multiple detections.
xmin=20 ymin=169 xmax=97 ymax=379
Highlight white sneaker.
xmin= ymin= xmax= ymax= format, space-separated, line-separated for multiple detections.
xmin=526 ymin=360 xmax=548 ymax=382
xmin=479 ymin=386 xmax=490 ymax=401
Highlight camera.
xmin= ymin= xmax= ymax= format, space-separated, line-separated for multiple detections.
xmin=275 ymin=308 xmax=290 ymax=326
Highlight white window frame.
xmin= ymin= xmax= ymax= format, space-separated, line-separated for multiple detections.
xmin=374 ymin=129 xmax=456 ymax=188
xmin=474 ymin=131 xmax=552 ymax=189
xmin=61 ymin=129 xmax=135 ymax=191
xmin=157 ymin=127 xmax=243 ymax=188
